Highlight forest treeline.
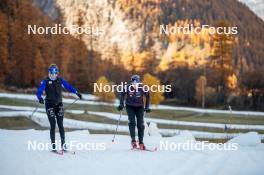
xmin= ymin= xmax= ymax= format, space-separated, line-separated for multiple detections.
xmin=0 ymin=0 xmax=130 ymax=92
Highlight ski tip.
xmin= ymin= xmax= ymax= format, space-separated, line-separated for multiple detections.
xmin=51 ymin=150 xmax=63 ymax=155
xmin=63 ymin=150 xmax=75 ymax=155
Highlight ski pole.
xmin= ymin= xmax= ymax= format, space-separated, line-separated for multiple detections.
xmin=143 ymin=111 xmax=146 ymax=118
xmin=29 ymin=103 xmax=40 ymax=120
xmin=64 ymin=98 xmax=78 ymax=111
xmin=143 ymin=111 xmax=151 ymax=136
xmin=112 ymin=110 xmax=122 ymax=143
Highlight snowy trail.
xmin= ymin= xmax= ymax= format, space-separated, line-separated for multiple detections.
xmin=0 ymin=111 xmax=129 ymax=132
xmin=152 ymin=105 xmax=264 ymax=116
xmin=0 ymin=92 xmax=119 ymax=106
xmin=1 ymin=129 xmax=264 ymax=175
xmin=1 ymin=92 xmax=264 ymax=116
xmin=1 ymin=104 xmax=264 ymax=131
xmin=0 ymin=104 xmax=85 ymax=114
xmin=88 ymin=111 xmax=264 ymax=130
xmin=1 ymin=110 xmax=264 ymax=139
xmin=0 ymin=92 xmax=98 ymax=101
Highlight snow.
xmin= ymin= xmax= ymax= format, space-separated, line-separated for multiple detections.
xmin=0 ymin=104 xmax=233 ymax=131
xmin=0 ymin=111 xmax=128 ymax=132
xmin=152 ymin=105 xmax=264 ymax=116
xmin=31 ymin=112 xmax=129 ymax=132
xmin=0 ymin=100 xmax=264 ymax=140
xmin=1 ymin=109 xmax=264 ymax=140
xmin=144 ymin=121 xmax=150 ymax=136
xmin=0 ymin=92 xmax=118 ymax=106
xmin=228 ymin=132 xmax=261 ymax=146
xmin=4 ymin=104 xmax=264 ymax=131
xmin=0 ymin=92 xmax=37 ymax=100
xmin=88 ymin=111 xmax=264 ymax=130
xmin=148 ymin=122 xmax=162 ymax=137
xmin=1 ymin=104 xmax=264 ymax=139
xmin=0 ymin=105 xmax=85 ymax=114
xmin=165 ymin=130 xmax=196 ymax=142
xmin=1 ymin=92 xmax=264 ymax=116
xmin=1 ymin=129 xmax=264 ymax=175
xmin=0 ymin=92 xmax=98 ymax=101
xmin=63 ymin=92 xmax=98 ymax=101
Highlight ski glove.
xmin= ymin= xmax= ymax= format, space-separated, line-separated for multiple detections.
xmin=39 ymin=98 xmax=44 ymax=104
xmin=144 ymin=108 xmax=151 ymax=113
xmin=118 ymin=104 xmax=124 ymax=111
xmin=76 ymin=92 xmax=82 ymax=100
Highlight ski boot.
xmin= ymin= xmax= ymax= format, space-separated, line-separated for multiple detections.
xmin=50 ymin=143 xmax=63 ymax=154
xmin=61 ymin=142 xmax=68 ymax=152
xmin=139 ymin=143 xmax=146 ymax=150
xmin=131 ymin=140 xmax=137 ymax=149
xmin=51 ymin=142 xmax=56 ymax=152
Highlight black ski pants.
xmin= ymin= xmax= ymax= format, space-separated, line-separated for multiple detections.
xmin=126 ymin=105 xmax=145 ymax=144
xmin=45 ymin=102 xmax=65 ymax=147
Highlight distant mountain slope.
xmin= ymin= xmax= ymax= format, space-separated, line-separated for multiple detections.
xmin=239 ymin=0 xmax=264 ymax=21
xmin=157 ymin=0 xmax=264 ymax=70
xmin=32 ymin=0 xmax=264 ymax=71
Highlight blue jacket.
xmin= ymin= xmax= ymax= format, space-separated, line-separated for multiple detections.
xmin=36 ymin=77 xmax=77 ymax=104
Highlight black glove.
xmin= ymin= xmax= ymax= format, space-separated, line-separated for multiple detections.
xmin=39 ymin=98 xmax=44 ymax=104
xmin=144 ymin=108 xmax=151 ymax=113
xmin=117 ymin=104 xmax=124 ymax=111
xmin=76 ymin=92 xmax=82 ymax=100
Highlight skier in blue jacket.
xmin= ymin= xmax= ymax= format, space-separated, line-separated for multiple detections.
xmin=36 ymin=64 xmax=82 ymax=151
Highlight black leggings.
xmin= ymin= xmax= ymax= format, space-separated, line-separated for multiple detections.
xmin=126 ymin=105 xmax=145 ymax=144
xmin=45 ymin=102 xmax=65 ymax=146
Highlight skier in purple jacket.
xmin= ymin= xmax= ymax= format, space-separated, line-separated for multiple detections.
xmin=118 ymin=75 xmax=150 ymax=150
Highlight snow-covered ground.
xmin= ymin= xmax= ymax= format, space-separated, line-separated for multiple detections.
xmin=1 ymin=104 xmax=264 ymax=131
xmin=1 ymin=92 xmax=264 ymax=139
xmin=0 ymin=104 xmax=85 ymax=114
xmin=0 ymin=92 xmax=118 ymax=106
xmin=88 ymin=111 xmax=264 ymax=130
xmin=0 ymin=92 xmax=98 ymax=101
xmin=1 ymin=92 xmax=264 ymax=116
xmin=1 ymin=129 xmax=264 ymax=175
xmin=1 ymin=108 xmax=264 ymax=139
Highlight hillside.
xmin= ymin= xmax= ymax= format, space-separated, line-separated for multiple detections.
xmin=33 ymin=0 xmax=264 ymax=71
xmin=0 ymin=0 xmax=130 ymax=91
xmin=1 ymin=0 xmax=264 ymax=109
xmin=239 ymin=0 xmax=264 ymax=20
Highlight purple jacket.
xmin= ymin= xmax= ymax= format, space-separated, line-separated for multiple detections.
xmin=119 ymin=84 xmax=150 ymax=109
